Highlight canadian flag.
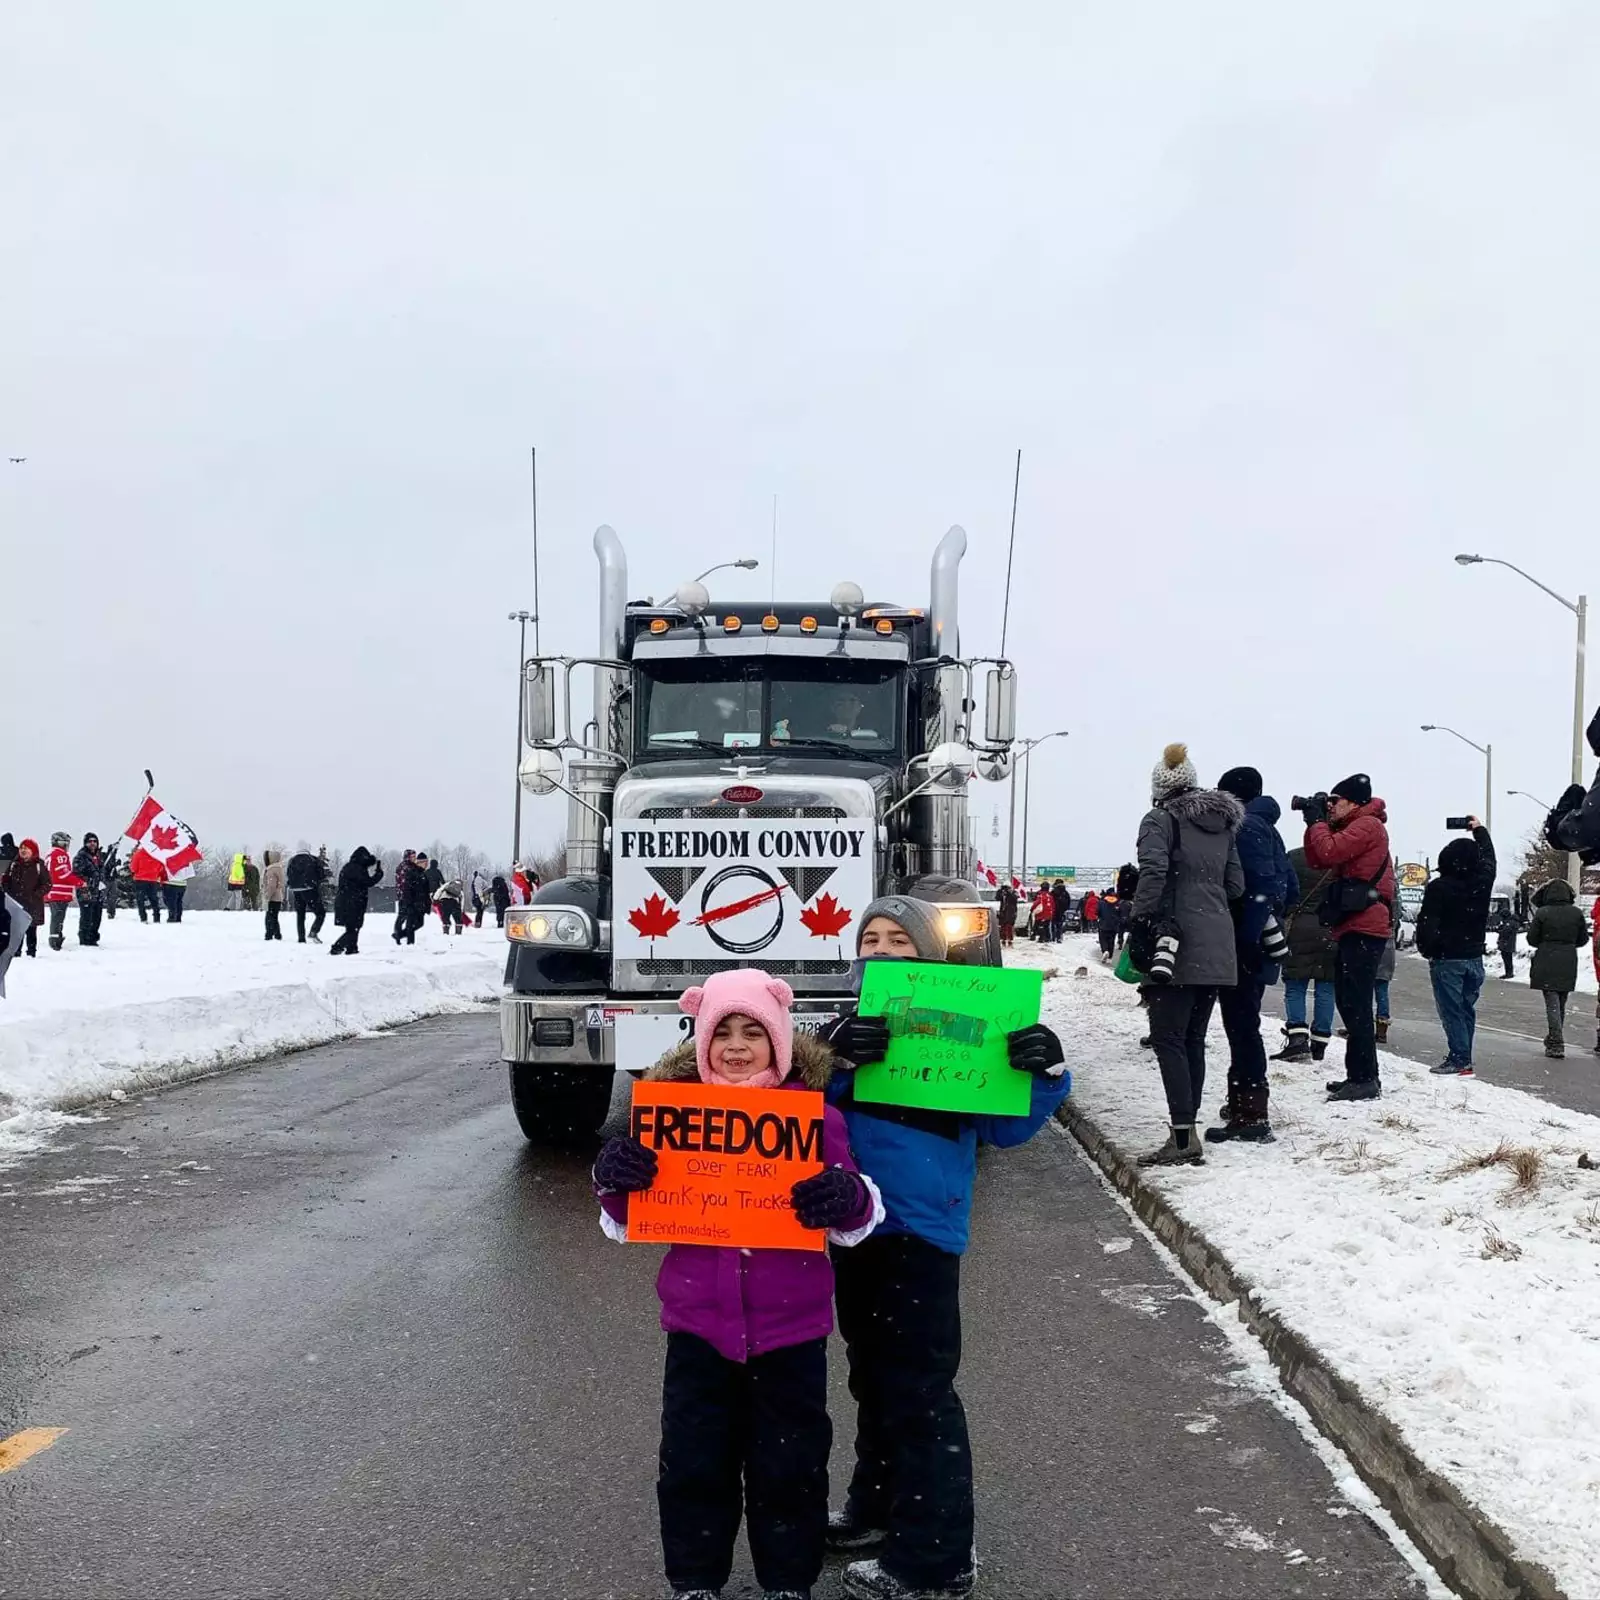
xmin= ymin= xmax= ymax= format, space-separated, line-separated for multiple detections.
xmin=974 ymin=858 xmax=999 ymax=888
xmin=122 ymin=794 xmax=204 ymax=879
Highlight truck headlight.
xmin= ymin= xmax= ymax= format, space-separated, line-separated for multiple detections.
xmin=937 ymin=906 xmax=991 ymax=943
xmin=506 ymin=907 xmax=595 ymax=948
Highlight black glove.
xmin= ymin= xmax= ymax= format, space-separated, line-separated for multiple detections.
xmin=1006 ymin=1023 xmax=1066 ymax=1078
xmin=821 ymin=1012 xmax=890 ymax=1068
xmin=1545 ymin=784 xmax=1589 ymax=849
xmin=593 ymin=1134 xmax=658 ymax=1193
xmin=1299 ymin=793 xmax=1329 ymax=826
xmin=791 ymin=1166 xmax=869 ymax=1230
xmin=1587 ymin=704 xmax=1600 ymax=759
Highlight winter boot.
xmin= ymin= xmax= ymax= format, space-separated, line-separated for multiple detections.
xmin=1375 ymin=1018 xmax=1390 ymax=1045
xmin=49 ymin=935 xmax=63 ymax=952
xmin=1310 ymin=1034 xmax=1330 ymax=1062
xmin=842 ymin=1556 xmax=976 ymax=1599
xmin=827 ymin=1509 xmax=887 ymax=1553
xmin=1214 ymin=1077 xmax=1240 ymax=1125
xmin=1272 ymin=1026 xmax=1312 ymax=1063
xmin=1137 ymin=1125 xmax=1204 ymax=1167
xmin=1207 ymin=1084 xmax=1274 ymax=1143
xmin=1545 ymin=1034 xmax=1566 ymax=1060
xmin=1326 ymin=1079 xmax=1381 ymax=1103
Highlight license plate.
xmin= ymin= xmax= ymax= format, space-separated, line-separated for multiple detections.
xmin=612 ymin=1011 xmax=838 ymax=1072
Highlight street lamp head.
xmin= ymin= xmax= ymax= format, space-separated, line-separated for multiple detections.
xmin=734 ymin=558 xmax=760 ymax=571
xmin=1420 ymin=724 xmax=1436 ymax=731
xmin=1454 ymin=554 xmax=1483 ymax=566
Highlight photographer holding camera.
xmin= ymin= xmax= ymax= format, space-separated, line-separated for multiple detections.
xmin=1298 ymin=775 xmax=1395 ymax=1102
xmin=1544 ymin=705 xmax=1600 ymax=865
xmin=1413 ymin=816 xmax=1496 ymax=1075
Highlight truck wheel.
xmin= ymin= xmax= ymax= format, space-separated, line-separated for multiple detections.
xmin=508 ymin=1064 xmax=612 ymax=1146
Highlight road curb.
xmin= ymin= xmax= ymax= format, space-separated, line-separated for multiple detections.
xmin=1057 ymin=1098 xmax=1565 ymax=1600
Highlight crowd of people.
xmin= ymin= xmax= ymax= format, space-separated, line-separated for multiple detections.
xmin=0 ymin=829 xmax=546 ymax=974
xmin=1105 ymin=713 xmax=1600 ymax=1167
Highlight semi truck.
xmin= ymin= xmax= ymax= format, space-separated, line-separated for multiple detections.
xmin=499 ymin=524 xmax=1017 ymax=1145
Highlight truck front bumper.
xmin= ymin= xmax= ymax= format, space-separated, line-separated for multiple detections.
xmin=499 ymin=994 xmax=845 ymax=1066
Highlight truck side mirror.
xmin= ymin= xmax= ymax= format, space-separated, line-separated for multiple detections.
xmin=519 ymin=748 xmax=564 ymax=796
xmin=523 ymin=663 xmax=557 ymax=746
xmin=985 ymin=663 xmax=1017 ymax=746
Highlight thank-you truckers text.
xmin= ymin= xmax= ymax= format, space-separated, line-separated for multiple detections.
xmin=632 ymin=1103 xmax=824 ymax=1162
xmin=618 ymin=827 xmax=867 ymax=861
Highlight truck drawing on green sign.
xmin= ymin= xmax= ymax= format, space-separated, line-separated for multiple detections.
xmin=880 ymin=994 xmax=989 ymax=1048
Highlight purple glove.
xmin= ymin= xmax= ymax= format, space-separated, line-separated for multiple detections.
xmin=791 ymin=1166 xmax=869 ymax=1230
xmin=594 ymin=1135 xmax=658 ymax=1193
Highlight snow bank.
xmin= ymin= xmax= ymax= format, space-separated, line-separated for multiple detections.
xmin=0 ymin=911 xmax=504 ymax=1121
xmin=1016 ymin=935 xmax=1600 ymax=1598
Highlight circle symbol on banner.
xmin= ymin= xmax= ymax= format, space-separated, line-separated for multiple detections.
xmin=698 ymin=865 xmax=786 ymax=954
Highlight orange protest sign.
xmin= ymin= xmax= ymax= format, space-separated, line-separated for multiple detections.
xmin=626 ymin=1082 xmax=826 ymax=1252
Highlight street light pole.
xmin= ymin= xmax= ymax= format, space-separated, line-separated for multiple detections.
xmin=508 ymin=610 xmax=532 ymax=866
xmin=1008 ymin=730 xmax=1069 ymax=884
xmin=1456 ymin=555 xmax=1587 ymax=890
xmin=1507 ymin=788 xmax=1555 ymax=812
xmin=1420 ymin=724 xmax=1492 ymax=834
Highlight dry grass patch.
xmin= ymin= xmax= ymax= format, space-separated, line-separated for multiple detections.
xmin=1378 ymin=1113 xmax=1419 ymax=1134
xmin=1480 ymin=1225 xmax=1524 ymax=1262
xmin=1442 ymin=1140 xmax=1547 ymax=1203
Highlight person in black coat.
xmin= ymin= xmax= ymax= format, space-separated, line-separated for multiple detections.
xmin=490 ymin=873 xmax=511 ymax=929
xmin=330 ymin=847 xmax=384 ymax=955
xmin=396 ymin=851 xmax=434 ymax=945
xmin=285 ymin=848 xmax=330 ymax=944
xmin=1414 ymin=820 xmax=1496 ymax=1074
xmin=1049 ymin=880 xmax=1070 ymax=942
xmin=73 ymin=833 xmax=107 ymax=947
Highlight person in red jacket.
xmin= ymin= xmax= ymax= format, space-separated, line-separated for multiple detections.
xmin=130 ymin=850 xmax=167 ymax=923
xmin=45 ymin=831 xmax=85 ymax=952
xmin=1302 ymin=775 xmax=1395 ymax=1102
xmin=1082 ymin=890 xmax=1099 ymax=925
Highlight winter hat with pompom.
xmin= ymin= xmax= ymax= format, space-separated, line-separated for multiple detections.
xmin=680 ymin=967 xmax=796 ymax=1089
xmin=1151 ymin=742 xmax=1198 ymax=800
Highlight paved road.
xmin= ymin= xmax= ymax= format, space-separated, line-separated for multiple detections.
xmin=1 ymin=1016 xmax=1424 ymax=1599
xmin=1373 ymin=953 xmax=1600 ymax=1117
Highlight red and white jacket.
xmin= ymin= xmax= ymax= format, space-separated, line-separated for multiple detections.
xmin=47 ymin=847 xmax=85 ymax=904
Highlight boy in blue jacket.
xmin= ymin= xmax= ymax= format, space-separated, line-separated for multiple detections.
xmin=820 ymin=895 xmax=1070 ymax=1600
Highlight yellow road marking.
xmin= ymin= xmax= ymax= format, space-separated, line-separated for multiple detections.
xmin=0 ymin=1427 xmax=68 ymax=1472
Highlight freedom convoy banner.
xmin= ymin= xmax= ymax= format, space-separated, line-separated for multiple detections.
xmin=613 ymin=818 xmax=875 ymax=962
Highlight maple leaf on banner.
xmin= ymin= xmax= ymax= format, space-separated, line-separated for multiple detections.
xmin=628 ymin=893 xmax=681 ymax=939
xmin=150 ymin=823 xmax=180 ymax=852
xmin=800 ymin=893 xmax=852 ymax=939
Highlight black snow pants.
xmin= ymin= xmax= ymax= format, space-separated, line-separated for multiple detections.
xmin=833 ymin=1232 xmax=973 ymax=1589
xmin=1218 ymin=971 xmax=1268 ymax=1094
xmin=292 ymin=889 xmax=325 ymax=942
xmin=657 ymin=1331 xmax=829 ymax=1596
xmin=77 ymin=900 xmax=103 ymax=946
xmin=1335 ymin=933 xmax=1387 ymax=1085
xmin=330 ymin=913 xmax=364 ymax=955
xmin=133 ymin=882 xmax=162 ymax=922
xmin=264 ymin=901 xmax=283 ymax=940
xmin=1146 ymin=984 xmax=1218 ymax=1126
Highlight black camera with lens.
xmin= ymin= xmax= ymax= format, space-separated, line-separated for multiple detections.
xmin=1290 ymin=793 xmax=1328 ymax=814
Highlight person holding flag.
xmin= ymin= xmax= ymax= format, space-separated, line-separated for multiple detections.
xmin=120 ymin=791 xmax=205 ymax=920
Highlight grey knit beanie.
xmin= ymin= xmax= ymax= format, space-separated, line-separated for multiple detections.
xmin=856 ymin=894 xmax=949 ymax=961
xmin=1151 ymin=741 xmax=1198 ymax=800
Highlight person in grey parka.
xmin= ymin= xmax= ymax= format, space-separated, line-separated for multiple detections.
xmin=1129 ymin=742 xmax=1245 ymax=1167
xmin=1526 ymin=879 xmax=1591 ymax=1059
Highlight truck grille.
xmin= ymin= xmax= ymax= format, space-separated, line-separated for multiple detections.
xmin=638 ymin=959 xmax=852 ymax=977
xmin=640 ymin=804 xmax=846 ymax=820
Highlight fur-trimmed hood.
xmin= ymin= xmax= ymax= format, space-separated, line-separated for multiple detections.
xmin=646 ymin=1031 xmax=836 ymax=1090
xmin=1162 ymin=787 xmax=1245 ymax=835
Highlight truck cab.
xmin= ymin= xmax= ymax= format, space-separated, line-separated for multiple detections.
xmin=500 ymin=525 xmax=1016 ymax=1144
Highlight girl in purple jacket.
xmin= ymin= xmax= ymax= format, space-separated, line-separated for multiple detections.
xmin=594 ymin=968 xmax=883 ymax=1600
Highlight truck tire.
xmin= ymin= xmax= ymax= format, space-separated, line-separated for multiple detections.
xmin=508 ymin=1064 xmax=612 ymax=1147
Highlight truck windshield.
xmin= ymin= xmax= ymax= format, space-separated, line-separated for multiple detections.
xmin=639 ymin=662 xmax=902 ymax=756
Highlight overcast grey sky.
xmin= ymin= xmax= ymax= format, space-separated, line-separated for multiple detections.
xmin=5 ymin=2 xmax=1597 ymax=874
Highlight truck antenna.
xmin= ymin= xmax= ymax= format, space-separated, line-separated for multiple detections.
xmin=769 ymin=492 xmax=779 ymax=610
xmin=999 ymin=448 xmax=1021 ymax=659
xmin=530 ymin=446 xmax=542 ymax=654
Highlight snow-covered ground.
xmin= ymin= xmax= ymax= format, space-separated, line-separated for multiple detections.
xmin=1017 ymin=934 xmax=1600 ymax=1598
xmin=0 ymin=912 xmax=504 ymax=1146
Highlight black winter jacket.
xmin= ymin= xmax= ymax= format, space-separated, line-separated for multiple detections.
xmin=73 ymin=845 xmax=106 ymax=905
xmin=1282 ymin=848 xmax=1337 ymax=983
xmin=286 ymin=852 xmax=328 ymax=893
xmin=334 ymin=849 xmax=384 ymax=925
xmin=1527 ymin=880 xmax=1591 ymax=994
xmin=1415 ymin=828 xmax=1497 ymax=962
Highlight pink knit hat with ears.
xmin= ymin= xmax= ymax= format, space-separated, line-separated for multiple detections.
xmin=680 ymin=969 xmax=796 ymax=1089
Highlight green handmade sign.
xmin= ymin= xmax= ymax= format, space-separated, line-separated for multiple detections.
xmin=852 ymin=960 xmax=1043 ymax=1116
